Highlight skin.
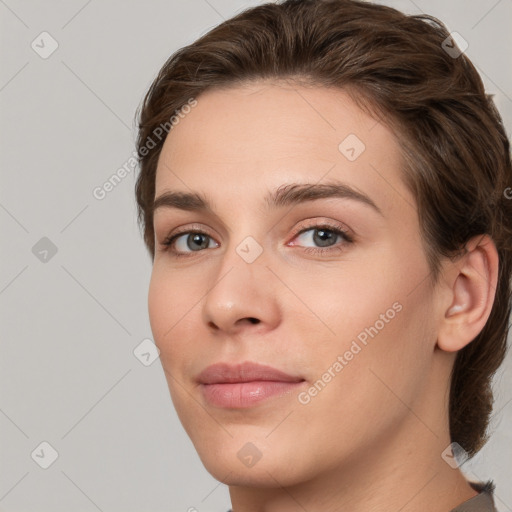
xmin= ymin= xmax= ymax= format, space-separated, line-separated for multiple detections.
xmin=148 ymin=81 xmax=498 ymax=512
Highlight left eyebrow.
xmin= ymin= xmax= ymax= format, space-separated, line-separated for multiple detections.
xmin=266 ymin=181 xmax=383 ymax=216
xmin=152 ymin=180 xmax=383 ymax=217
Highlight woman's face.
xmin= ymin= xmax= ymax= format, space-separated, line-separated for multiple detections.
xmin=148 ymin=82 xmax=447 ymax=486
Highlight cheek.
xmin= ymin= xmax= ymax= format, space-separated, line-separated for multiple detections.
xmin=148 ymin=266 xmax=188 ymax=359
xmin=287 ymin=240 xmax=434 ymax=376
xmin=283 ymin=254 xmax=401 ymax=342
xmin=148 ymin=263 xmax=212 ymax=383
xmin=147 ymin=267 xmax=198 ymax=412
xmin=285 ymin=260 xmax=435 ymax=447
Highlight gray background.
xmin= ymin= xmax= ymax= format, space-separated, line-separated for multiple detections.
xmin=0 ymin=0 xmax=511 ymax=511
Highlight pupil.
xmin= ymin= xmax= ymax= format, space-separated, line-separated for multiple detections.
xmin=314 ymin=229 xmax=335 ymax=247
xmin=189 ymin=233 xmax=209 ymax=250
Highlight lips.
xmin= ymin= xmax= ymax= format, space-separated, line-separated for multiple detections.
xmin=197 ymin=361 xmax=306 ymax=408
xmin=196 ymin=361 xmax=304 ymax=384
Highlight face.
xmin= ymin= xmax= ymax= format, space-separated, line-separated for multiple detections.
xmin=148 ymin=81 xmax=443 ymax=487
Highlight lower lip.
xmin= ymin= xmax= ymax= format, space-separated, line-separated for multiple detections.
xmin=200 ymin=380 xmax=305 ymax=408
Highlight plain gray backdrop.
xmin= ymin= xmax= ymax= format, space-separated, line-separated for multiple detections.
xmin=1 ymin=0 xmax=511 ymax=511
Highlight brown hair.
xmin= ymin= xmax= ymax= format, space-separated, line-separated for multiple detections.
xmin=134 ymin=0 xmax=512 ymax=457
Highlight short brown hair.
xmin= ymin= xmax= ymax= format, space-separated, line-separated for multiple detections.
xmin=135 ymin=0 xmax=512 ymax=457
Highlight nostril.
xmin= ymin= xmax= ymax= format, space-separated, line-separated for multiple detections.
xmin=247 ymin=317 xmax=260 ymax=324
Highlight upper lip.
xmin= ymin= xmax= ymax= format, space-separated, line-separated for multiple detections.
xmin=197 ymin=361 xmax=305 ymax=384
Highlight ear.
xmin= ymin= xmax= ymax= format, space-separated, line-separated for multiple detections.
xmin=437 ymin=234 xmax=499 ymax=352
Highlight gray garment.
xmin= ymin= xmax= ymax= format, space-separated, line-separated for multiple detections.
xmin=226 ymin=480 xmax=497 ymax=512
xmin=450 ymin=480 xmax=497 ymax=512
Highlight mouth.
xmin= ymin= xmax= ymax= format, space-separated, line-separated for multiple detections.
xmin=197 ymin=361 xmax=306 ymax=408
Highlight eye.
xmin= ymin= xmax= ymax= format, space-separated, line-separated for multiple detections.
xmin=161 ymin=230 xmax=218 ymax=257
xmin=289 ymin=223 xmax=353 ymax=255
xmin=159 ymin=221 xmax=353 ymax=258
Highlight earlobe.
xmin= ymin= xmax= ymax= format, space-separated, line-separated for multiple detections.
xmin=437 ymin=235 xmax=499 ymax=353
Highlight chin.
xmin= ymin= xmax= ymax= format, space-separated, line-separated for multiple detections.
xmin=201 ymin=455 xmax=302 ymax=488
xmin=190 ymin=432 xmax=311 ymax=488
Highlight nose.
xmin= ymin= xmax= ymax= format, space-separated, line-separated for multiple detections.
xmin=202 ymin=241 xmax=281 ymax=335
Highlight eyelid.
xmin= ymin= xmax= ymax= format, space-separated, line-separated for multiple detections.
xmin=287 ymin=218 xmax=354 ymax=243
xmin=162 ymin=222 xmax=215 ymax=241
xmin=160 ymin=223 xmax=218 ymax=249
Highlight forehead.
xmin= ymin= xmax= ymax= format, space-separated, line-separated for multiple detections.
xmin=154 ymin=81 xmax=408 ymax=214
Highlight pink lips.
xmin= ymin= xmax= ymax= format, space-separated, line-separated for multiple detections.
xmin=197 ymin=361 xmax=306 ymax=408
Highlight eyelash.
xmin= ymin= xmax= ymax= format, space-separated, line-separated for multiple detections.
xmin=160 ymin=222 xmax=354 ymax=258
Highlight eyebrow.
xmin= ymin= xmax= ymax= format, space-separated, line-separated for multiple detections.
xmin=152 ymin=181 xmax=383 ymax=217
